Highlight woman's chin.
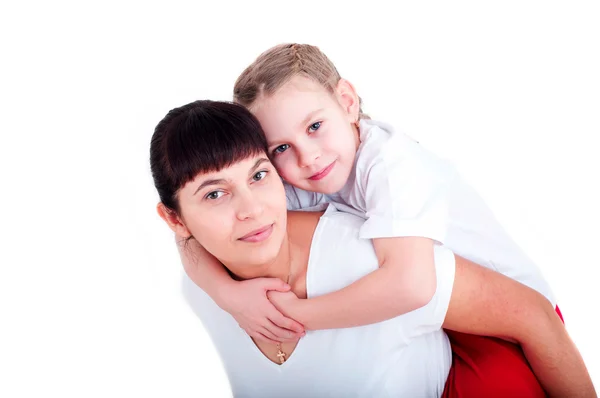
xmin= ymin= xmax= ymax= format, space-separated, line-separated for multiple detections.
xmin=246 ymin=247 xmax=279 ymax=266
xmin=226 ymin=245 xmax=281 ymax=277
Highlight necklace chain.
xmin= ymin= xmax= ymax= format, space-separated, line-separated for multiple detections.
xmin=276 ymin=262 xmax=293 ymax=364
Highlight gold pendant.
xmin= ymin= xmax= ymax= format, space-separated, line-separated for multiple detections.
xmin=276 ymin=343 xmax=286 ymax=364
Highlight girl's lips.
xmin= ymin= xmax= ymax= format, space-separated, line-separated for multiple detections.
xmin=309 ymin=161 xmax=336 ymax=181
xmin=238 ymin=224 xmax=274 ymax=243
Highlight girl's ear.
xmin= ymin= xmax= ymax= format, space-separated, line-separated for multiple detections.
xmin=335 ymin=78 xmax=361 ymax=123
xmin=157 ymin=203 xmax=192 ymax=238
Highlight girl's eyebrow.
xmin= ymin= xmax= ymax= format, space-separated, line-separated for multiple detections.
xmin=300 ymin=108 xmax=324 ymax=128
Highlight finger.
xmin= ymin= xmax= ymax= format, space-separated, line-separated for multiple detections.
xmin=257 ymin=327 xmax=286 ymax=343
xmin=239 ymin=324 xmax=258 ymax=338
xmin=270 ymin=310 xmax=305 ymax=334
xmin=253 ymin=331 xmax=281 ymax=345
xmin=259 ymin=277 xmax=291 ymax=292
xmin=264 ymin=319 xmax=303 ymax=342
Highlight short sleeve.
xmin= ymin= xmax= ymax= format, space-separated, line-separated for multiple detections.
xmin=396 ymin=245 xmax=456 ymax=340
xmin=284 ymin=183 xmax=328 ymax=211
xmin=358 ymin=134 xmax=456 ymax=243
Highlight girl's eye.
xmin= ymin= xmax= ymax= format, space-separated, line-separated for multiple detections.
xmin=205 ymin=191 xmax=224 ymax=200
xmin=308 ymin=121 xmax=321 ymax=133
xmin=253 ymin=170 xmax=268 ymax=181
xmin=273 ymin=144 xmax=290 ymax=155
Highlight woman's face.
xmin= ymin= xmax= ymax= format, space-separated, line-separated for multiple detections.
xmin=176 ymin=154 xmax=288 ymax=275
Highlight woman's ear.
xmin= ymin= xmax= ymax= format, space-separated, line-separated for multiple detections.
xmin=335 ymin=78 xmax=360 ymax=123
xmin=157 ymin=203 xmax=192 ymax=238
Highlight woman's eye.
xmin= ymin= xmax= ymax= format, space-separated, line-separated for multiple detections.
xmin=308 ymin=121 xmax=321 ymax=133
xmin=273 ymin=144 xmax=290 ymax=155
xmin=205 ymin=191 xmax=224 ymax=200
xmin=253 ymin=170 xmax=268 ymax=181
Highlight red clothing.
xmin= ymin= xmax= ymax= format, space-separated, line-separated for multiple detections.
xmin=441 ymin=306 xmax=564 ymax=397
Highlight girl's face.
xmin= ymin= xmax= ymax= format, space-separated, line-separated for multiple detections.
xmin=172 ymin=155 xmax=288 ymax=277
xmin=251 ymin=76 xmax=361 ymax=195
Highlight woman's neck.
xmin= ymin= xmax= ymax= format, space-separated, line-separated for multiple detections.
xmin=226 ymin=211 xmax=322 ymax=296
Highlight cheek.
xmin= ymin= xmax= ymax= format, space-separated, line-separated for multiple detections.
xmin=331 ymin=125 xmax=356 ymax=156
xmin=188 ymin=211 xmax=233 ymax=252
xmin=262 ymin=177 xmax=287 ymax=211
xmin=273 ymin=156 xmax=298 ymax=182
xmin=316 ymin=134 xmax=339 ymax=160
xmin=272 ymin=180 xmax=287 ymax=210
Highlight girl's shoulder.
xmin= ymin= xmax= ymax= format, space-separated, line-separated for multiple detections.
xmin=356 ymin=119 xmax=427 ymax=170
xmin=355 ymin=119 xmax=457 ymax=188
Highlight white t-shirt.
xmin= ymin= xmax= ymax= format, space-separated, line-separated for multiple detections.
xmin=285 ymin=119 xmax=555 ymax=305
xmin=183 ymin=204 xmax=456 ymax=397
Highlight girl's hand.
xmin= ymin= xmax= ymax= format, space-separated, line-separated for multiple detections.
xmin=267 ymin=289 xmax=301 ymax=318
xmin=221 ymin=278 xmax=305 ymax=344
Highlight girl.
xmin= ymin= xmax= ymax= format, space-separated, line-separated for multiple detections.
xmin=179 ymin=43 xmax=560 ymax=346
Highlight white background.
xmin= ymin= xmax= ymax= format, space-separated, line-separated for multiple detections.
xmin=1 ymin=1 xmax=598 ymax=396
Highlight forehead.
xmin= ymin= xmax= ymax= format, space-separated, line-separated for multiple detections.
xmin=269 ymin=75 xmax=332 ymax=105
xmin=179 ymin=155 xmax=269 ymax=194
xmin=253 ymin=76 xmax=337 ymax=131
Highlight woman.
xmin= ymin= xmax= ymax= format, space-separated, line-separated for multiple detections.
xmin=151 ymin=100 xmax=594 ymax=397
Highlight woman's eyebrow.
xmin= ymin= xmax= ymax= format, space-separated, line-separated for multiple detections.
xmin=193 ymin=178 xmax=227 ymax=195
xmin=248 ymin=158 xmax=270 ymax=175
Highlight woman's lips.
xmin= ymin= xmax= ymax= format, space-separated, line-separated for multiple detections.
xmin=238 ymin=224 xmax=274 ymax=243
xmin=309 ymin=161 xmax=336 ymax=181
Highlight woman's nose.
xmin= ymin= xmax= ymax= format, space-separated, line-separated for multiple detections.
xmin=235 ymin=190 xmax=265 ymax=221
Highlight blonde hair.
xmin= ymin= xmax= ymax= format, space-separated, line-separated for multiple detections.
xmin=233 ymin=43 xmax=368 ymax=119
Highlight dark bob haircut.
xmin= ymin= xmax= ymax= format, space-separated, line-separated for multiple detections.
xmin=150 ymin=100 xmax=269 ymax=213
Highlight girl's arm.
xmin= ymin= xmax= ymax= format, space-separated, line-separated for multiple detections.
xmin=177 ymin=235 xmax=305 ymax=343
xmin=270 ymin=237 xmax=437 ymax=329
xmin=444 ymin=255 xmax=595 ymax=397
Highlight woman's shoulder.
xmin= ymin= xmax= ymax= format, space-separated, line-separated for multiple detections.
xmin=287 ymin=204 xmax=370 ymax=265
xmin=294 ymin=205 xmax=380 ymax=296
